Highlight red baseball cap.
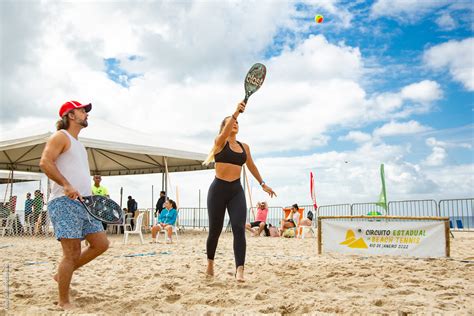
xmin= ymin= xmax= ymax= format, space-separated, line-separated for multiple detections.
xmin=59 ymin=100 xmax=92 ymax=117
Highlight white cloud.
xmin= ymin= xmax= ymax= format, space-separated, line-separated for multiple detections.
xmin=339 ymin=131 xmax=372 ymax=143
xmin=0 ymin=1 xmax=445 ymax=156
xmin=425 ymin=136 xmax=472 ymax=149
xmin=422 ymin=136 xmax=472 ymax=167
xmin=373 ymin=120 xmax=431 ymax=138
xmin=423 ymin=38 xmax=474 ymax=91
xmin=423 ymin=146 xmax=447 ymax=166
xmin=400 ymin=80 xmax=443 ymax=103
xmin=370 ymin=0 xmax=451 ymax=22
xmin=435 ymin=13 xmax=456 ymax=30
xmin=365 ymin=80 xmax=443 ymax=121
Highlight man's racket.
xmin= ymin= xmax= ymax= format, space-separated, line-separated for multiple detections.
xmin=79 ymin=195 xmax=123 ymax=224
xmin=243 ymin=63 xmax=266 ymax=105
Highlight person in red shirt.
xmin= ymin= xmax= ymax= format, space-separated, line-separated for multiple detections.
xmin=245 ymin=201 xmax=270 ymax=236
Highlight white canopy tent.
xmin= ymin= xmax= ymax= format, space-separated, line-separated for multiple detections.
xmin=0 ymin=119 xmax=214 ymax=204
xmin=0 ymin=132 xmax=212 ymax=176
xmin=0 ymin=170 xmax=43 ymax=184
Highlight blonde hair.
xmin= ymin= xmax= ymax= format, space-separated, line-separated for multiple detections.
xmin=203 ymin=116 xmax=231 ymax=165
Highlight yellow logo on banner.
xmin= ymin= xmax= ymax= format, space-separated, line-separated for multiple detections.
xmin=340 ymin=230 xmax=368 ymax=249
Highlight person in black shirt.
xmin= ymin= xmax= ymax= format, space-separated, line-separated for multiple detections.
xmin=155 ymin=191 xmax=167 ymax=216
xmin=127 ymin=196 xmax=137 ymax=229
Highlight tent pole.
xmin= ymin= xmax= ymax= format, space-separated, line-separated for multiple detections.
xmin=151 ymin=185 xmax=154 ymax=210
xmin=46 ymin=178 xmax=51 ymax=203
xmin=161 ymin=171 xmax=165 ymax=192
xmin=120 ymin=187 xmax=123 ymax=208
xmin=3 ymin=170 xmax=11 ymax=203
xmin=164 ymin=157 xmax=169 ymax=197
xmin=9 ymin=170 xmax=14 ymax=199
xmin=196 ymin=189 xmax=200 ymax=229
xmin=243 ymin=166 xmax=255 ymax=220
xmin=151 ymin=185 xmax=154 ymax=226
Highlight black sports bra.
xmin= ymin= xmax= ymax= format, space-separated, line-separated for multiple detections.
xmin=214 ymin=141 xmax=247 ymax=166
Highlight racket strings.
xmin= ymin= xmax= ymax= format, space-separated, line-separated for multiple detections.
xmin=85 ymin=196 xmax=122 ymax=223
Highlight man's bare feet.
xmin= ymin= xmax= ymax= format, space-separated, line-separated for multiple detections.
xmin=236 ymin=266 xmax=244 ymax=282
xmin=206 ymin=259 xmax=214 ymax=277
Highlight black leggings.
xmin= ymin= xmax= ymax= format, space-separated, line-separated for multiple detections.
xmin=206 ymin=177 xmax=247 ymax=267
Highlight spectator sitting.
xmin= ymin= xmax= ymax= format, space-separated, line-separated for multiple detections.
xmin=300 ymin=209 xmax=314 ymax=227
xmin=279 ymin=203 xmax=300 ymax=237
xmin=151 ymin=199 xmax=178 ymax=244
xmin=245 ymin=201 xmax=270 ymax=237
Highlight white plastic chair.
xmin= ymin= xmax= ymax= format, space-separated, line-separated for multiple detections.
xmin=155 ymin=213 xmax=179 ymax=243
xmin=109 ymin=211 xmax=132 ymax=234
xmin=0 ymin=214 xmax=15 ymax=237
xmin=24 ymin=214 xmax=35 ymax=235
xmin=298 ymin=220 xmax=317 ymax=239
xmin=123 ymin=213 xmax=144 ymax=244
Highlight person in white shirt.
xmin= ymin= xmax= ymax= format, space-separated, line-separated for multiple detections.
xmin=40 ymin=100 xmax=109 ymax=310
xmin=279 ymin=204 xmax=300 ymax=236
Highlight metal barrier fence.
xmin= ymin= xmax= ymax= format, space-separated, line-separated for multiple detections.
xmin=351 ymin=202 xmax=386 ymax=216
xmin=317 ymin=204 xmax=351 ymax=217
xmin=91 ymin=199 xmax=474 ymax=232
xmin=1 ymin=199 xmax=472 ymax=236
xmin=176 ymin=207 xmax=208 ymax=229
xmin=178 ymin=205 xmax=317 ymax=231
xmin=439 ymin=198 xmax=474 ymax=231
xmin=388 ymin=200 xmax=438 ymax=217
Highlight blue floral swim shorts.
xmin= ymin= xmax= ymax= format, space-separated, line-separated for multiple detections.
xmin=48 ymin=196 xmax=104 ymax=240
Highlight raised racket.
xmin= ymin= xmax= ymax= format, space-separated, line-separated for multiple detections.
xmin=243 ymin=63 xmax=266 ymax=105
xmin=79 ymin=195 xmax=123 ymax=224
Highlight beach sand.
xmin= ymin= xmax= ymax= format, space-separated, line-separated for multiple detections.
xmin=1 ymin=230 xmax=473 ymax=314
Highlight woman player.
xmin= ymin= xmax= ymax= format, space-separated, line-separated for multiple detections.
xmin=203 ymin=101 xmax=276 ymax=282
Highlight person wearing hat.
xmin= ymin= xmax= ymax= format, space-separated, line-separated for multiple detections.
xmin=40 ymin=100 xmax=109 ymax=310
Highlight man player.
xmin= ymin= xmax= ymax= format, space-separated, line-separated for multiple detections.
xmin=40 ymin=100 xmax=109 ymax=310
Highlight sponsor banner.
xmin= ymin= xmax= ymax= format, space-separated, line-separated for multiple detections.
xmin=323 ymin=220 xmax=446 ymax=257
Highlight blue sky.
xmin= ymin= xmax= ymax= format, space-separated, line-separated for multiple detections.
xmin=1 ymin=0 xmax=473 ymax=208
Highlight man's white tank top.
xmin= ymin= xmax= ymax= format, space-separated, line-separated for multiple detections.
xmin=49 ymin=130 xmax=91 ymax=201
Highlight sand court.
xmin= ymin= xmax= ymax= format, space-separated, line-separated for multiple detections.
xmin=1 ymin=230 xmax=473 ymax=314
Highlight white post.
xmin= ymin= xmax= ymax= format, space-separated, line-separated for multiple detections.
xmin=164 ymin=157 xmax=169 ymax=196
xmin=151 ymin=185 xmax=154 ymax=227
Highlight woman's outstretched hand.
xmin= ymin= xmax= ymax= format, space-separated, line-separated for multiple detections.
xmin=235 ymin=101 xmax=246 ymax=115
xmin=262 ymin=184 xmax=276 ymax=198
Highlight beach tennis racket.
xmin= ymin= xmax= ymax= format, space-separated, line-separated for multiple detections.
xmin=79 ymin=195 xmax=123 ymax=224
xmin=242 ymin=63 xmax=266 ymax=106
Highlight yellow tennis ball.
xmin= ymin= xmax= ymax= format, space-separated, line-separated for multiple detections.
xmin=315 ymin=15 xmax=324 ymax=23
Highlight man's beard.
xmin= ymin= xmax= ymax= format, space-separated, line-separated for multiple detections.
xmin=79 ymin=119 xmax=88 ymax=127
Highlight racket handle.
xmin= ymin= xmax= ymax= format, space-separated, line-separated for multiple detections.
xmin=240 ymin=96 xmax=248 ymax=112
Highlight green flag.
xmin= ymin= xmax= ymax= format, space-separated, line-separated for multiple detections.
xmin=376 ymin=163 xmax=387 ymax=210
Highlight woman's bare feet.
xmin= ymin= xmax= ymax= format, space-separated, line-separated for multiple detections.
xmin=206 ymin=259 xmax=214 ymax=277
xmin=58 ymin=302 xmax=75 ymax=310
xmin=236 ymin=266 xmax=245 ymax=282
